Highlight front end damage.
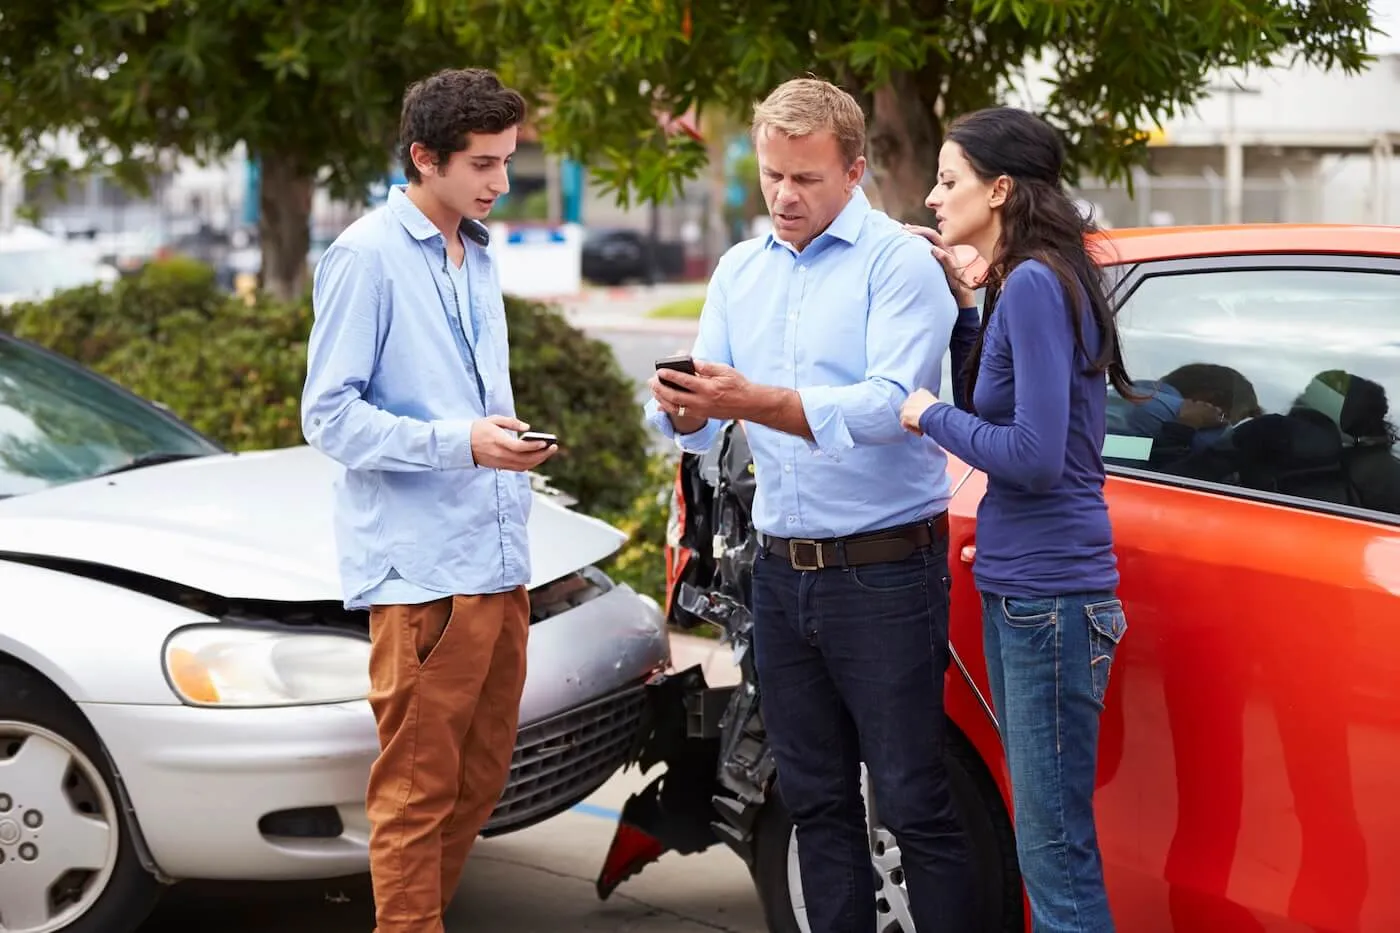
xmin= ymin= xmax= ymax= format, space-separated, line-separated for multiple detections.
xmin=596 ymin=420 xmax=771 ymax=899
xmin=596 ymin=582 xmax=775 ymax=899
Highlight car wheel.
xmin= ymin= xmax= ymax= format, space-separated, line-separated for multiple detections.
xmin=751 ymin=734 xmax=1023 ymax=933
xmin=0 ymin=662 xmax=163 ymax=933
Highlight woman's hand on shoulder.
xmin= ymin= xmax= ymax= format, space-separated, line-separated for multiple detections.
xmin=904 ymin=224 xmax=977 ymax=307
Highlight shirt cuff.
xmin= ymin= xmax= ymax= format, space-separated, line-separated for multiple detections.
xmin=797 ymin=385 xmax=856 ymax=455
xmin=437 ymin=418 xmax=478 ymax=469
xmin=645 ymin=402 xmax=676 ymax=439
xmin=646 ymin=402 xmax=720 ymax=453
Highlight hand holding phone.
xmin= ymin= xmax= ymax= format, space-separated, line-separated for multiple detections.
xmin=471 ymin=416 xmax=557 ymax=471
xmin=654 ymin=354 xmax=697 ymax=387
xmin=519 ymin=431 xmax=558 ymax=448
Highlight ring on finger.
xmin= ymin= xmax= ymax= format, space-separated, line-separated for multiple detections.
xmin=678 ymin=405 xmax=687 ymax=417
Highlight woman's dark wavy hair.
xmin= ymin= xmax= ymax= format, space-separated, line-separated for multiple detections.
xmin=945 ymin=107 xmax=1135 ymax=403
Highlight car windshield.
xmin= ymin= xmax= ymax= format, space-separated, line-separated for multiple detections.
xmin=0 ymin=337 xmax=221 ymax=498
xmin=0 ymin=248 xmax=110 ymax=299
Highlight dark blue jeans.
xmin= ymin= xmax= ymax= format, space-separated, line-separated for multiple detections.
xmin=981 ymin=591 xmax=1129 ymax=933
xmin=752 ymin=537 xmax=977 ymax=933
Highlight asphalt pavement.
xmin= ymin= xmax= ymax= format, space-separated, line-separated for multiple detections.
xmin=139 ymin=771 xmax=765 ymax=933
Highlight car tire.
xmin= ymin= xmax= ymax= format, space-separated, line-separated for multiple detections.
xmin=750 ymin=733 xmax=1023 ymax=933
xmin=0 ymin=661 xmax=164 ymax=933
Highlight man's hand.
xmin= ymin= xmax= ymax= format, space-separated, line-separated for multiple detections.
xmin=900 ymin=389 xmax=942 ymax=434
xmin=471 ymin=415 xmax=558 ymax=471
xmin=650 ymin=360 xmax=754 ymax=425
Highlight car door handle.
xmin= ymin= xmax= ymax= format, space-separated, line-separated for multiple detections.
xmin=960 ymin=545 xmax=976 ymax=564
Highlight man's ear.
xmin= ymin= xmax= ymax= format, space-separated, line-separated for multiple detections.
xmin=846 ymin=155 xmax=867 ymax=193
xmin=409 ymin=142 xmax=438 ymax=179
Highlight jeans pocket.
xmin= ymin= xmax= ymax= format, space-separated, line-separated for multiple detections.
xmin=848 ymin=554 xmax=926 ymax=594
xmin=1086 ymin=598 xmax=1128 ymax=705
xmin=1000 ymin=595 xmax=1058 ymax=628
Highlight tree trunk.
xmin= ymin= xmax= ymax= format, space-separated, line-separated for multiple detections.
xmin=257 ymin=150 xmax=314 ymax=302
xmin=865 ymin=71 xmax=942 ymax=224
xmin=702 ymin=108 xmax=734 ymax=270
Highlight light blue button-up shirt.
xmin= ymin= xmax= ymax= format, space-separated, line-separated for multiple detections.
xmin=302 ymin=185 xmax=531 ymax=609
xmin=644 ymin=187 xmax=959 ymax=540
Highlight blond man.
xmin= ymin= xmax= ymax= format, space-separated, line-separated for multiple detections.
xmin=645 ymin=78 xmax=981 ymax=933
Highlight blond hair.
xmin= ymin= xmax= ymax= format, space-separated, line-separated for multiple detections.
xmin=751 ymin=77 xmax=867 ymax=166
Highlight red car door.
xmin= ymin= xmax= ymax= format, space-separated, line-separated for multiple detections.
xmin=948 ymin=249 xmax=1400 ymax=933
xmin=1096 ymin=254 xmax=1400 ymax=932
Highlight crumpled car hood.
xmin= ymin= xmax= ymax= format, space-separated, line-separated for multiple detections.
xmin=0 ymin=446 xmax=627 ymax=602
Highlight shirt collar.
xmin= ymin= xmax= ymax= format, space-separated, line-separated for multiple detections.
xmin=387 ymin=184 xmax=476 ymax=244
xmin=766 ymin=185 xmax=871 ymax=252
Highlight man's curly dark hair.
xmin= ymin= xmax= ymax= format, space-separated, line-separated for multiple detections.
xmin=398 ymin=68 xmax=526 ymax=184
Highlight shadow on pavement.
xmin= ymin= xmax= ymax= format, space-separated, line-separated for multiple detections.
xmin=140 ymin=874 xmax=375 ymax=932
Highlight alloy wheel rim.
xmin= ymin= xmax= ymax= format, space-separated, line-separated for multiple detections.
xmin=787 ymin=765 xmax=914 ymax=933
xmin=0 ymin=722 xmax=120 ymax=933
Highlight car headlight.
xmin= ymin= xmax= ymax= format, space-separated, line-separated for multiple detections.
xmin=163 ymin=625 xmax=371 ymax=707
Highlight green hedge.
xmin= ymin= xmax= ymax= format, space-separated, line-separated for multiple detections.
xmin=3 ymin=257 xmax=650 ymax=517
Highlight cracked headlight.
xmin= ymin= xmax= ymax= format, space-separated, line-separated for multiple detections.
xmin=163 ymin=625 xmax=371 ymax=707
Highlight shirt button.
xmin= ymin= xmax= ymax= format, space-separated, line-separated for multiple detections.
xmin=798 ymin=266 xmax=807 ymax=273
xmin=784 ymin=463 xmax=792 ymax=473
xmin=787 ymin=515 xmax=797 ymax=524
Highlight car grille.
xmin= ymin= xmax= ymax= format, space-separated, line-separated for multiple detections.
xmin=482 ymin=683 xmax=647 ymax=835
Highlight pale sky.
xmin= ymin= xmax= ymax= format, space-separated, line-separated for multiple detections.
xmin=1370 ymin=0 xmax=1400 ymax=54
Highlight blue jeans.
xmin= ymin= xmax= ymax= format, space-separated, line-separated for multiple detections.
xmin=981 ymin=591 xmax=1129 ymax=933
xmin=752 ymin=537 xmax=977 ymax=933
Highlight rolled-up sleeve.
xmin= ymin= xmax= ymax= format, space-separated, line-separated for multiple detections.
xmin=797 ymin=236 xmax=957 ymax=453
xmin=301 ymin=245 xmax=477 ymax=471
xmin=643 ymin=257 xmax=734 ymax=455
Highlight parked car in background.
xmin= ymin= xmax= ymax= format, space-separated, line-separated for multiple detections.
xmin=0 ymin=331 xmax=671 ymax=933
xmin=581 ymin=227 xmax=650 ymax=286
xmin=0 ymin=225 xmax=119 ymax=308
xmin=580 ymin=226 xmax=687 ymax=286
xmin=599 ymin=224 xmax=1400 ymax=933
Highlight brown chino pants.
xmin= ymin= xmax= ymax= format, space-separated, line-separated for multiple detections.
xmin=365 ymin=587 xmax=530 ymax=933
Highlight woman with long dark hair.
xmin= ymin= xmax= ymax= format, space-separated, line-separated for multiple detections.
xmin=899 ymin=106 xmax=1131 ymax=932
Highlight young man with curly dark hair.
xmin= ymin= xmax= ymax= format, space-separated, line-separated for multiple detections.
xmin=301 ymin=67 xmax=556 ymax=933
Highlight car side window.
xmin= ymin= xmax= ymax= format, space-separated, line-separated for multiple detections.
xmin=1104 ymin=266 xmax=1400 ymax=519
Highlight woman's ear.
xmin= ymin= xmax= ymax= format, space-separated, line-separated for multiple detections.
xmin=988 ymin=175 xmax=1013 ymax=210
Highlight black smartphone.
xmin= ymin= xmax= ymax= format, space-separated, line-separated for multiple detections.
xmin=655 ymin=354 xmax=696 ymax=385
xmin=520 ymin=431 xmax=558 ymax=447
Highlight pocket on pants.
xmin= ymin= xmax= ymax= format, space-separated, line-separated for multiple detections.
xmin=413 ymin=597 xmax=457 ymax=668
xmin=1000 ymin=595 xmax=1058 ymax=628
xmin=848 ymin=553 xmax=926 ymax=594
xmin=1085 ymin=598 xmax=1128 ymax=705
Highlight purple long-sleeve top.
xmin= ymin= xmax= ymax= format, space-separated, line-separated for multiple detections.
xmin=919 ymin=259 xmax=1119 ymax=598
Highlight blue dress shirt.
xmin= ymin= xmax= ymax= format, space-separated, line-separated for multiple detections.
xmin=302 ymin=185 xmax=531 ymax=609
xmin=644 ymin=187 xmax=964 ymax=540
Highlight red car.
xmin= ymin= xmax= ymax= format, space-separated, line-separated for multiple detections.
xmin=600 ymin=224 xmax=1400 ymax=933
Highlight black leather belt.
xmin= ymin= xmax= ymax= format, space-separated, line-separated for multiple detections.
xmin=762 ymin=513 xmax=949 ymax=571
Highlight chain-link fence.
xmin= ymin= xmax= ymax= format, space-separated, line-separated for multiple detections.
xmin=1072 ymin=168 xmax=1331 ymax=229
